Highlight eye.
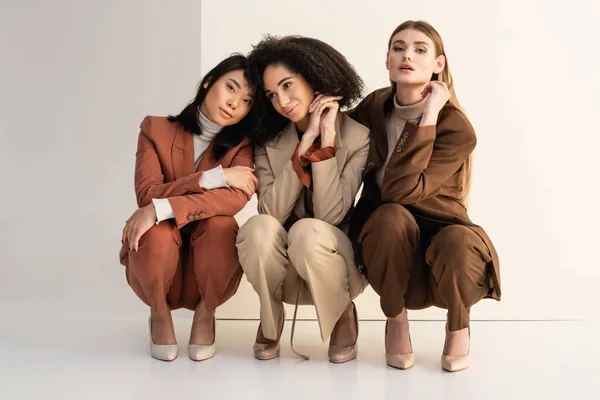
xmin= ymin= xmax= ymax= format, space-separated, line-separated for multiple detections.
xmin=283 ymin=82 xmax=292 ymax=89
xmin=266 ymin=92 xmax=277 ymax=100
xmin=416 ymin=48 xmax=426 ymax=54
xmin=393 ymin=46 xmax=404 ymax=52
xmin=227 ymin=84 xmax=235 ymax=92
xmin=244 ymin=99 xmax=253 ymax=106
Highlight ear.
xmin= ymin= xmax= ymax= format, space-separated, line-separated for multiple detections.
xmin=385 ymin=51 xmax=390 ymax=71
xmin=203 ymin=76 xmax=212 ymax=89
xmin=434 ymin=55 xmax=446 ymax=75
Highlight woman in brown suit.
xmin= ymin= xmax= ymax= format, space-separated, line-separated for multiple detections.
xmin=349 ymin=21 xmax=500 ymax=372
xmin=236 ymin=36 xmax=370 ymax=363
xmin=119 ymin=55 xmax=272 ymax=362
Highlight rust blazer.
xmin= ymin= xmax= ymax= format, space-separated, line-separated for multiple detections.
xmin=121 ymin=115 xmax=253 ymax=241
xmin=348 ymin=88 xmax=501 ymax=301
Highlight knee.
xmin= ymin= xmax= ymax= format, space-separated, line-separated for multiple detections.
xmin=134 ymin=223 xmax=179 ymax=259
xmin=287 ymin=218 xmax=335 ymax=257
xmin=362 ymin=203 xmax=418 ymax=241
xmin=237 ymin=214 xmax=284 ymax=250
xmin=192 ymin=215 xmax=238 ymax=241
xmin=427 ymin=225 xmax=485 ymax=276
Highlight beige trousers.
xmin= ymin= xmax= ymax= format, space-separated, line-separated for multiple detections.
xmin=236 ymin=215 xmax=367 ymax=341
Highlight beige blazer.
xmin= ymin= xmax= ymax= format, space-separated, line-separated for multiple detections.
xmin=254 ymin=112 xmax=370 ymax=231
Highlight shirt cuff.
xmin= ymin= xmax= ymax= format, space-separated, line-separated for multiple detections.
xmin=152 ymin=198 xmax=175 ymax=224
xmin=291 ymin=144 xmax=312 ymax=188
xmin=199 ymin=165 xmax=228 ymax=190
xmin=301 ymin=145 xmax=337 ymax=164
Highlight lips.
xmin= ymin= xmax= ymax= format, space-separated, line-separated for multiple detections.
xmin=219 ymin=108 xmax=233 ymax=118
xmin=285 ymin=105 xmax=297 ymax=115
xmin=399 ymin=63 xmax=414 ymax=71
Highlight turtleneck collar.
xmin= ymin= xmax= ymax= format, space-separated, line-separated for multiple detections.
xmin=197 ymin=108 xmax=223 ymax=139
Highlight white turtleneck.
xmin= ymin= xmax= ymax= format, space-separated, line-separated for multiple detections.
xmin=152 ymin=110 xmax=228 ymax=223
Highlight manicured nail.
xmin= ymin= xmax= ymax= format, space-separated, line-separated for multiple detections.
xmin=121 ymin=240 xmax=123 ymax=244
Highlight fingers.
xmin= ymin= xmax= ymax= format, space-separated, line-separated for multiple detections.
xmin=309 ymin=95 xmax=342 ymax=113
xmin=316 ymin=100 xmax=340 ymax=116
xmin=131 ymin=229 xmax=141 ymax=252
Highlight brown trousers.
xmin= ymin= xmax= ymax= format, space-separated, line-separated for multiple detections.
xmin=120 ymin=216 xmax=243 ymax=312
xmin=359 ymin=204 xmax=491 ymax=331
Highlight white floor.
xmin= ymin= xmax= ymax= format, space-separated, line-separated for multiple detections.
xmin=1 ymin=315 xmax=598 ymax=400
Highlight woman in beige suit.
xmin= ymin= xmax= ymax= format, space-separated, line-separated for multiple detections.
xmin=236 ymin=36 xmax=370 ymax=363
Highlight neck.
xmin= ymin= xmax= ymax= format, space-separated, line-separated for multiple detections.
xmin=394 ymin=84 xmax=427 ymax=106
xmin=295 ymin=115 xmax=310 ymax=134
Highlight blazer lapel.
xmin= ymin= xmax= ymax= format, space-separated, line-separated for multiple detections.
xmin=196 ymin=141 xmax=220 ymax=172
xmin=334 ymin=114 xmax=349 ymax=176
xmin=266 ymin=121 xmax=299 ymax=178
xmin=172 ymin=125 xmax=194 ymax=180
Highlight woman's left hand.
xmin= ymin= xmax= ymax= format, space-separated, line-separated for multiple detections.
xmin=308 ymin=94 xmax=341 ymax=146
xmin=421 ymin=81 xmax=450 ymax=119
xmin=122 ymin=203 xmax=157 ymax=252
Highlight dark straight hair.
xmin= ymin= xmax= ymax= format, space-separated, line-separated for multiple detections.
xmin=168 ymin=54 xmax=266 ymax=160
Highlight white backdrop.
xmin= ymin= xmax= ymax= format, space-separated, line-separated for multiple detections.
xmin=1 ymin=0 xmax=598 ymax=322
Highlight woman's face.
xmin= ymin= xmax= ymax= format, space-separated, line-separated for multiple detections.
xmin=200 ymin=69 xmax=254 ymax=126
xmin=263 ymin=64 xmax=314 ymax=123
xmin=387 ymin=28 xmax=445 ymax=87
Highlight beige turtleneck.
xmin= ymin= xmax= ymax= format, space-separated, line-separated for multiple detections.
xmin=375 ymin=95 xmax=426 ymax=189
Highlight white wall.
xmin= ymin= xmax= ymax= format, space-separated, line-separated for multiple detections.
xmin=1 ymin=0 xmax=598 ymax=322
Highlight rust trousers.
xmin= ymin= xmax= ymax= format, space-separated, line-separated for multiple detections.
xmin=120 ymin=216 xmax=243 ymax=312
xmin=358 ymin=204 xmax=492 ymax=331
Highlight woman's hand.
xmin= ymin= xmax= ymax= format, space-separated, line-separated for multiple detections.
xmin=310 ymin=94 xmax=341 ymax=146
xmin=223 ymin=166 xmax=258 ymax=198
xmin=421 ymin=81 xmax=450 ymax=124
xmin=122 ymin=203 xmax=157 ymax=252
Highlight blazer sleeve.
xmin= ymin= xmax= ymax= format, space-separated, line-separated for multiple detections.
xmin=311 ymin=125 xmax=370 ymax=225
xmin=166 ymin=141 xmax=254 ymax=229
xmin=134 ymin=116 xmax=206 ymax=207
xmin=381 ymin=108 xmax=476 ymax=204
xmin=254 ymin=145 xmax=305 ymax=224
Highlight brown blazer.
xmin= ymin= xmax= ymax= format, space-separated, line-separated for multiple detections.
xmin=348 ymin=88 xmax=501 ymax=301
xmin=126 ymin=116 xmax=253 ymax=228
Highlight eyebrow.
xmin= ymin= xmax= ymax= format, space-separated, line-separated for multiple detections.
xmin=265 ymin=77 xmax=293 ymax=93
xmin=392 ymin=40 xmax=430 ymax=47
xmin=228 ymin=78 xmax=241 ymax=89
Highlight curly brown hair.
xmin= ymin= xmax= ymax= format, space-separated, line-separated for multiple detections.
xmin=248 ymin=35 xmax=364 ymax=135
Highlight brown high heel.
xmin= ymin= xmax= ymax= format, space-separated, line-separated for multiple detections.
xmin=328 ymin=302 xmax=359 ymax=364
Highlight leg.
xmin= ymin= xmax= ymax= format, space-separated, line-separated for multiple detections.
xmin=181 ymin=216 xmax=242 ymax=345
xmin=123 ymin=222 xmax=182 ymax=345
xmin=236 ymin=214 xmax=289 ymax=341
xmin=286 ymin=218 xmax=366 ymax=343
xmin=426 ymin=224 xmax=491 ymax=366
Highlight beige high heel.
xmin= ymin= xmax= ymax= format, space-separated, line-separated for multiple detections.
xmin=253 ymin=309 xmax=285 ymax=360
xmin=188 ymin=316 xmax=216 ymax=362
xmin=328 ymin=302 xmax=359 ymax=364
xmin=148 ymin=316 xmax=178 ymax=362
xmin=441 ymin=326 xmax=470 ymax=372
xmin=385 ymin=319 xmax=414 ymax=370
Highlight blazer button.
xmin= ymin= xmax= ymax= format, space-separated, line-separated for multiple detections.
xmin=199 ymin=212 xmax=206 ymax=218
xmin=396 ymin=145 xmax=402 ymax=153
xmin=367 ymin=162 xmax=374 ymax=169
xmin=187 ymin=215 xmax=193 ymax=221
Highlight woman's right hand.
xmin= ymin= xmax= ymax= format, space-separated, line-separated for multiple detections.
xmin=223 ymin=166 xmax=258 ymax=198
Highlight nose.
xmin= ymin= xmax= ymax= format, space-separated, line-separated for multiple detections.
xmin=402 ymin=49 xmax=412 ymax=61
xmin=278 ymin=94 xmax=290 ymax=109
xmin=227 ymin=97 xmax=238 ymax=109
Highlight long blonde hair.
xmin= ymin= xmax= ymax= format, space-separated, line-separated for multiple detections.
xmin=388 ymin=20 xmax=472 ymax=204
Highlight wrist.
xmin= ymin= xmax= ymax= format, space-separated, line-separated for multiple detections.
xmin=420 ymin=111 xmax=439 ymax=126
